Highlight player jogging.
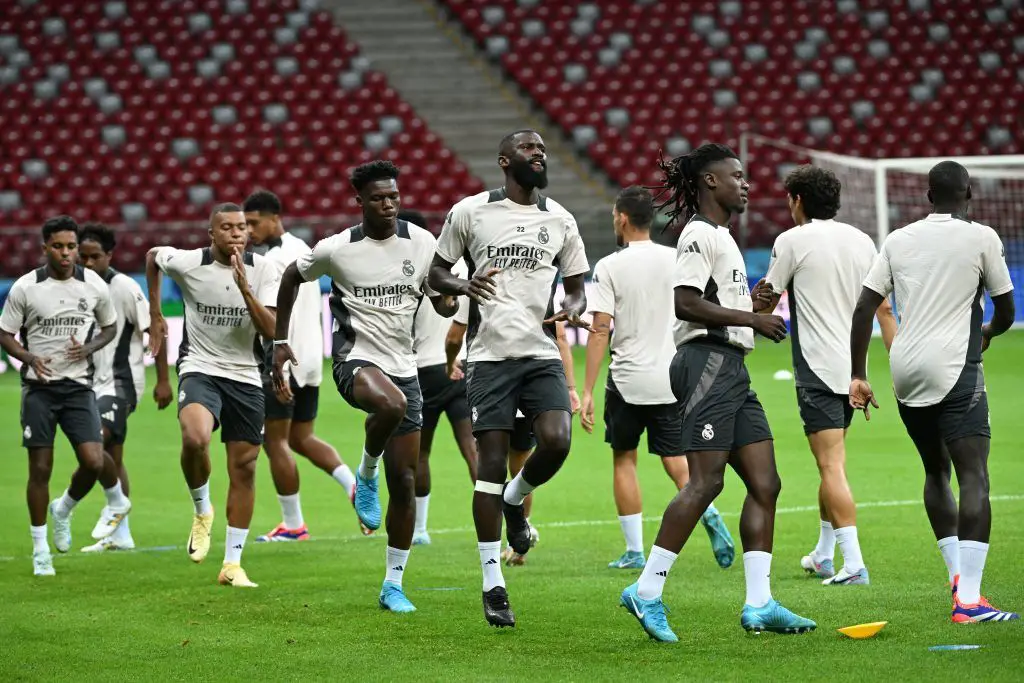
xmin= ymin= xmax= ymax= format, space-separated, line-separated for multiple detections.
xmin=78 ymin=223 xmax=173 ymax=552
xmin=619 ymin=144 xmax=816 ymax=642
xmin=243 ymin=190 xmax=365 ymax=541
xmin=272 ymin=161 xmax=457 ymax=613
xmin=753 ymin=166 xmax=897 ymax=585
xmin=850 ymin=161 xmax=1018 ymax=623
xmin=580 ymin=186 xmax=734 ymax=571
xmin=0 ymin=215 xmax=130 ymax=576
xmin=429 ymin=129 xmax=591 ymax=628
xmin=147 ymin=203 xmax=280 ymax=588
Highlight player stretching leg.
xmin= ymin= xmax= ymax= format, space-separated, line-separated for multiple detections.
xmin=752 ymin=167 xmax=897 ymax=584
xmin=619 ymin=144 xmax=816 ymax=642
xmin=850 ymin=161 xmax=1018 ymax=622
xmin=273 ymin=161 xmax=457 ymax=612
xmin=0 ymin=216 xmax=129 ymax=575
xmin=147 ymin=203 xmax=279 ymax=588
xmin=78 ymin=223 xmax=173 ymax=552
xmin=243 ymin=190 xmax=365 ymax=541
xmin=430 ymin=130 xmax=591 ymax=628
xmin=581 ymin=187 xmax=734 ymax=571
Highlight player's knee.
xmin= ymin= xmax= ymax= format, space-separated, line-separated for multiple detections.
xmin=534 ymin=422 xmax=571 ymax=459
xmin=389 ymin=467 xmax=416 ymax=504
xmin=28 ymin=457 xmax=53 ymax=483
xmin=688 ymin=472 xmax=725 ymax=502
xmin=229 ymin=454 xmax=258 ymax=484
xmin=264 ymin=437 xmax=291 ymax=461
xmin=378 ymin=391 xmax=408 ymax=423
xmin=181 ymin=427 xmax=211 ymax=455
xmin=79 ymin=447 xmax=105 ymax=473
xmin=754 ymin=471 xmax=783 ymax=504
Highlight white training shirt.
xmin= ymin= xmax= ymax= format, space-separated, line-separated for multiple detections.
xmin=155 ymin=247 xmax=279 ymax=387
xmin=589 ymin=240 xmax=677 ymax=405
xmin=262 ymin=232 xmax=323 ymax=388
xmin=92 ymin=269 xmax=150 ymax=401
xmin=672 ymin=216 xmax=755 ymax=352
xmin=764 ymin=219 xmax=877 ymax=394
xmin=295 ymin=220 xmax=437 ymax=379
xmin=862 ymin=213 xmax=1014 ymax=406
xmin=436 ymin=189 xmax=590 ymax=362
xmin=414 ymin=259 xmax=468 ymax=368
xmin=0 ymin=265 xmax=117 ymax=386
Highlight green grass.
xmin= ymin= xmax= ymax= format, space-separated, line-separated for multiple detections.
xmin=1 ymin=334 xmax=1023 ymax=682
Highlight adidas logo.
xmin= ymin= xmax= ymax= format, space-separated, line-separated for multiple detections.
xmin=391 ymin=565 xmax=404 ymax=571
xmin=656 ymin=570 xmax=668 ymax=577
xmin=682 ymin=241 xmax=701 ymax=254
xmin=485 ymin=558 xmax=498 ymax=565
xmin=232 ymin=544 xmax=243 ymax=550
xmin=101 ymin=411 xmax=115 ymax=422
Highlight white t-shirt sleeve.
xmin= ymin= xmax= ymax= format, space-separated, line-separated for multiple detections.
xmin=436 ymin=203 xmax=470 ymax=264
xmin=154 ymin=247 xmax=185 ymax=279
xmin=673 ymin=224 xmax=717 ymax=293
xmin=981 ymin=228 xmax=1014 ymax=297
xmin=453 ymin=298 xmax=469 ymax=325
xmin=295 ymin=235 xmax=339 ymax=282
xmin=93 ymin=279 xmax=117 ymax=328
xmin=252 ymin=256 xmax=280 ymax=309
xmin=557 ymin=213 xmax=590 ymax=277
xmin=588 ymin=258 xmax=615 ymax=316
xmin=0 ymin=281 xmax=26 ymax=335
xmin=764 ymin=234 xmax=796 ymax=295
xmin=862 ymin=242 xmax=894 ymax=297
xmin=125 ymin=280 xmax=150 ymax=331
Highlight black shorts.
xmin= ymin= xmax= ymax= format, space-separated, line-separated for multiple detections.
xmin=21 ymin=380 xmax=102 ymax=448
xmin=465 ymin=358 xmax=570 ymax=434
xmin=510 ymin=416 xmax=536 ymax=452
xmin=97 ymin=393 xmax=136 ymax=446
xmin=178 ymin=373 xmax=265 ymax=445
xmin=797 ymin=386 xmax=854 ymax=435
xmin=333 ymin=359 xmax=422 ymax=437
xmin=604 ymin=378 xmax=683 ymax=457
xmin=263 ymin=377 xmax=320 ymax=423
xmin=897 ymin=390 xmax=990 ymax=446
xmin=419 ymin=363 xmax=471 ymax=432
xmin=670 ymin=340 xmax=773 ymax=452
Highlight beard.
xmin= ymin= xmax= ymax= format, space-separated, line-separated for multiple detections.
xmin=509 ymin=157 xmax=549 ymax=190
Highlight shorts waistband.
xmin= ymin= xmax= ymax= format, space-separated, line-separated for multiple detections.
xmin=678 ymin=338 xmax=747 ymax=359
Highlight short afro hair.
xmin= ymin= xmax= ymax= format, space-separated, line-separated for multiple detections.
xmin=42 ymin=215 xmax=79 ymax=242
xmin=242 ymin=189 xmax=283 ymax=215
xmin=614 ymin=186 xmax=655 ymax=228
xmin=209 ymin=202 xmax=243 ymax=226
xmin=78 ymin=222 xmax=116 ymax=252
xmin=783 ymin=165 xmax=841 ymax=220
xmin=928 ymin=160 xmax=970 ymax=203
xmin=350 ymin=160 xmax=400 ymax=193
xmin=499 ymin=129 xmax=539 ymax=156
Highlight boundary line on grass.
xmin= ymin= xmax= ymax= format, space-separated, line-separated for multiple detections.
xmin=3 ymin=493 xmax=1023 ymax=563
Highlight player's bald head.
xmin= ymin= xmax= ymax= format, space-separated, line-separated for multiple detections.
xmin=928 ymin=161 xmax=970 ymax=204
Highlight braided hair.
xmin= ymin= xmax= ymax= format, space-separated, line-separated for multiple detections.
xmin=649 ymin=143 xmax=739 ymax=231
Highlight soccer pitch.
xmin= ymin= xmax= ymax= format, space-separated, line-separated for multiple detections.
xmin=1 ymin=335 xmax=1022 ymax=681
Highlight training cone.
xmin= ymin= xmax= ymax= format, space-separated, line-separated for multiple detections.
xmin=838 ymin=621 xmax=888 ymax=639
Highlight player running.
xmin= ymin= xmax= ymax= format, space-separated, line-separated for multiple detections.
xmin=77 ymin=223 xmax=173 ymax=552
xmin=243 ymin=190 xmax=365 ymax=541
xmin=619 ymin=144 xmax=816 ymax=642
xmin=272 ymin=161 xmax=457 ymax=613
xmin=850 ymin=161 xmax=1019 ymax=623
xmin=429 ymin=129 xmax=591 ymax=628
xmin=753 ymin=166 xmax=897 ymax=585
xmin=581 ymin=186 xmax=734 ymax=571
xmin=0 ymin=215 xmax=130 ymax=576
xmin=147 ymin=203 xmax=280 ymax=588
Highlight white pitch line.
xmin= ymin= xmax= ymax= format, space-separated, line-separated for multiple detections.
xmin=3 ymin=494 xmax=1023 ymax=563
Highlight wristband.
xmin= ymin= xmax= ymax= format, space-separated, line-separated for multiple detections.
xmin=273 ymin=339 xmax=290 ymax=346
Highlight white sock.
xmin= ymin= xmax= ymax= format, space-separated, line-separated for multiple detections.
xmin=415 ymin=495 xmax=430 ymax=535
xmin=113 ymin=515 xmax=132 ymax=542
xmin=358 ymin=448 xmax=382 ymax=480
xmin=637 ymin=545 xmax=678 ymax=600
xmin=618 ymin=513 xmax=644 ymax=553
xmin=53 ymin=489 xmax=77 ymax=518
xmin=502 ymin=471 xmax=537 ymax=506
xmin=332 ymin=464 xmax=357 ymax=497
xmin=278 ymin=493 xmax=304 ymax=530
xmin=814 ymin=519 xmax=835 ymax=560
xmin=479 ymin=540 xmax=505 ymax=591
xmin=957 ymin=540 xmax=989 ymax=604
xmin=189 ymin=482 xmax=213 ymax=515
xmin=103 ymin=480 xmax=130 ymax=510
xmin=30 ymin=525 xmax=48 ymax=553
xmin=937 ymin=535 xmax=960 ymax=584
xmin=743 ymin=551 xmax=773 ymax=608
xmin=224 ymin=526 xmax=249 ymax=565
xmin=835 ymin=526 xmax=865 ymax=572
xmin=385 ymin=546 xmax=410 ymax=586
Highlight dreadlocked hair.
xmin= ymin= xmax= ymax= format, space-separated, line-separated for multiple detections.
xmin=649 ymin=143 xmax=739 ymax=231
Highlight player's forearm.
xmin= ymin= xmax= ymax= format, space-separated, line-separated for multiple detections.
xmin=428 ymin=255 xmax=467 ymax=297
xmin=445 ymin=323 xmax=466 ymax=371
xmin=675 ymin=289 xmax=757 ymax=329
xmin=984 ymin=292 xmax=1015 ymax=341
xmin=273 ymin=264 xmax=303 ymax=341
xmin=145 ymin=249 xmax=162 ymax=314
xmin=0 ymin=331 xmax=31 ymax=364
xmin=851 ymin=288 xmax=883 ymax=379
xmin=241 ymin=290 xmax=276 ymax=340
xmin=560 ymin=274 xmax=587 ymax=317
xmin=154 ymin=341 xmax=169 ymax=383
xmin=875 ymin=299 xmax=898 ymax=353
xmin=555 ymin=324 xmax=577 ymax=389
xmin=82 ymin=324 xmax=117 ymax=355
xmin=583 ymin=324 xmax=609 ymax=396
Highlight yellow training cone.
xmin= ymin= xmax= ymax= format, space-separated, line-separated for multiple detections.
xmin=838 ymin=621 xmax=888 ymax=639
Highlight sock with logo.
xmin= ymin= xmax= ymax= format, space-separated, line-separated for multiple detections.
xmin=937 ymin=536 xmax=960 ymax=584
xmin=479 ymin=541 xmax=505 ymax=591
xmin=358 ymin=448 xmax=382 ymax=480
xmin=502 ymin=471 xmax=537 ymax=507
xmin=814 ymin=520 xmax=835 ymax=561
xmin=957 ymin=540 xmax=989 ymax=605
xmin=385 ymin=546 xmax=410 ymax=586
xmin=52 ymin=489 xmax=78 ymax=518
xmin=103 ymin=480 xmax=130 ymax=511
xmin=332 ymin=464 xmax=357 ymax=497
xmin=30 ymin=525 xmax=48 ymax=553
xmin=636 ymin=545 xmax=678 ymax=600
xmin=278 ymin=493 xmax=304 ymax=530
xmin=835 ymin=526 xmax=865 ymax=573
xmin=189 ymin=482 xmax=213 ymax=516
xmin=743 ymin=551 xmax=773 ymax=608
xmin=224 ymin=526 xmax=249 ymax=565
xmin=415 ymin=495 xmax=430 ymax=535
xmin=618 ymin=513 xmax=644 ymax=553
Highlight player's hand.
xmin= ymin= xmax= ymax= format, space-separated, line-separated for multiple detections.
xmin=580 ymin=392 xmax=596 ymax=433
xmin=849 ymin=378 xmax=878 ymax=421
xmin=27 ymin=354 xmax=53 ymax=382
xmin=751 ymin=279 xmax=775 ymax=313
xmin=149 ymin=315 xmax=168 ymax=358
xmin=272 ymin=343 xmax=298 ymax=403
xmin=65 ymin=334 xmax=87 ymax=362
xmin=981 ymin=323 xmax=993 ymax=353
xmin=749 ymin=313 xmax=787 ymax=342
xmin=153 ymin=380 xmax=173 ymax=410
xmin=544 ymin=309 xmax=596 ymax=332
xmin=231 ymin=248 xmax=250 ymax=293
xmin=448 ymin=359 xmax=465 ymax=381
xmin=569 ymin=387 xmax=581 ymax=416
xmin=463 ymin=268 xmax=500 ymax=304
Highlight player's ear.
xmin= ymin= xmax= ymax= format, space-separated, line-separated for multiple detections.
xmin=703 ymin=171 xmax=718 ymax=190
xmin=926 ymin=189 xmax=933 ymax=205
xmin=966 ymin=184 xmax=972 ymax=201
xmin=497 ymin=154 xmax=509 ymax=170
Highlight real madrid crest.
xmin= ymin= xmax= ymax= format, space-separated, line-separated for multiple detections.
xmin=402 ymin=259 xmax=415 ymax=277
xmin=538 ymin=226 xmax=549 ymax=245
